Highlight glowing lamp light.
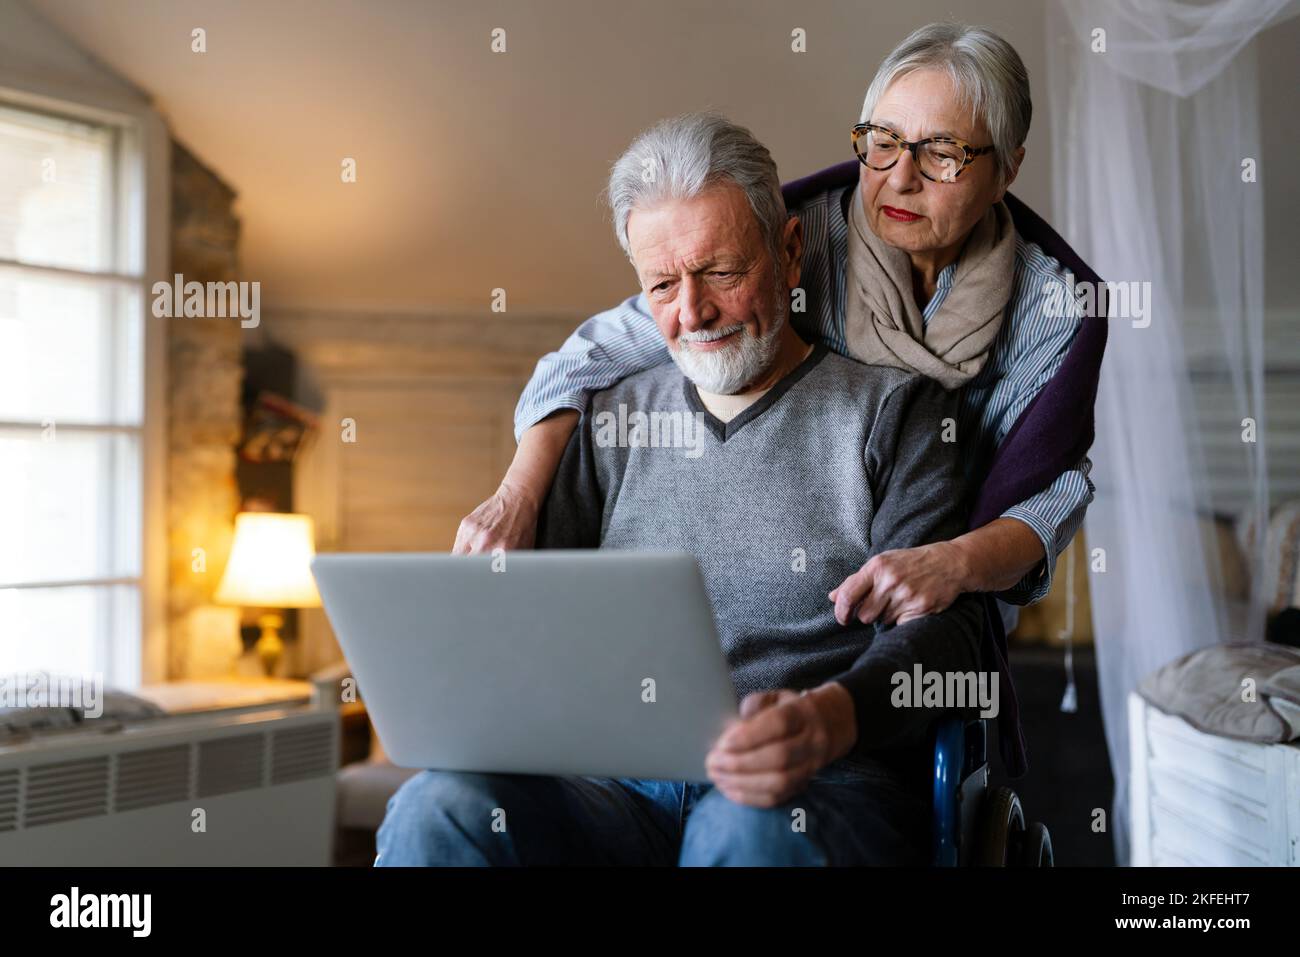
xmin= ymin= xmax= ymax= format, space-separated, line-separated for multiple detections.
xmin=215 ymin=512 xmax=321 ymax=674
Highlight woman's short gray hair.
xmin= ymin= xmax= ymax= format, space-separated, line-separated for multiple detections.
xmin=607 ymin=112 xmax=787 ymax=261
xmin=860 ymin=23 xmax=1031 ymax=182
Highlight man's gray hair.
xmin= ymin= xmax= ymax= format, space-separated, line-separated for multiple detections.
xmin=859 ymin=23 xmax=1031 ymax=182
xmin=607 ymin=112 xmax=788 ymax=261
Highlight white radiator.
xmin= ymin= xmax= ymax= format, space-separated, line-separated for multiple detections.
xmin=0 ymin=703 xmax=338 ymax=865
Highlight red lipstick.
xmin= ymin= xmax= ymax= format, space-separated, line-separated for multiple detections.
xmin=882 ymin=205 xmax=923 ymax=222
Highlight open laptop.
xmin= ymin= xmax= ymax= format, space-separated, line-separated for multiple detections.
xmin=311 ymin=551 xmax=739 ymax=781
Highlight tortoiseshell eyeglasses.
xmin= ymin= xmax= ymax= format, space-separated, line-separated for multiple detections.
xmin=851 ymin=123 xmax=995 ymax=182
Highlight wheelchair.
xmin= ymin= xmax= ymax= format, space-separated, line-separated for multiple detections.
xmin=930 ymin=717 xmax=1053 ymax=866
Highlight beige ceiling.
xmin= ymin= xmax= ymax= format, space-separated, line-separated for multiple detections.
xmin=28 ymin=0 xmax=1054 ymax=315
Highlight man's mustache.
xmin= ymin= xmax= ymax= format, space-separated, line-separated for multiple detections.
xmin=680 ymin=323 xmax=746 ymax=344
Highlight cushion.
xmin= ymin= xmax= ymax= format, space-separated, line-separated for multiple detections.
xmin=1138 ymin=642 xmax=1300 ymax=742
xmin=1265 ymin=503 xmax=1300 ymax=611
xmin=1233 ymin=500 xmax=1300 ymax=613
xmin=336 ymin=759 xmax=421 ymax=830
xmin=0 ymin=674 xmax=166 ymax=744
xmin=1261 ymin=664 xmax=1300 ymax=705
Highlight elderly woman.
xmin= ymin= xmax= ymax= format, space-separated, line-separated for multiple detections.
xmin=459 ymin=23 xmax=1093 ymax=634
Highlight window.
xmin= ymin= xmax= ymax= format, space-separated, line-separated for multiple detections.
xmin=0 ymin=102 xmax=146 ymax=684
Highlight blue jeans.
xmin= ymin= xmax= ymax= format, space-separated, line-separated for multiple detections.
xmin=374 ymin=754 xmax=930 ymax=866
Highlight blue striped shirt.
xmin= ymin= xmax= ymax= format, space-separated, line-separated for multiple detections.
xmin=514 ymin=184 xmax=1094 ymax=605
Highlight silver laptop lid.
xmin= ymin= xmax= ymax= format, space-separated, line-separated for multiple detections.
xmin=311 ymin=551 xmax=738 ymax=781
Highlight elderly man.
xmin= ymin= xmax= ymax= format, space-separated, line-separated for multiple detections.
xmin=375 ymin=113 xmax=986 ymax=867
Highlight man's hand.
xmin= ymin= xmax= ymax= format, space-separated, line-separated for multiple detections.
xmin=704 ymin=683 xmax=857 ymax=807
xmin=829 ymin=540 xmax=968 ymax=626
xmin=451 ymin=482 xmax=539 ymax=554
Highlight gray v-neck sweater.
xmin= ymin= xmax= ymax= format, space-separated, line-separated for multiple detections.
xmin=537 ymin=341 xmax=985 ymax=767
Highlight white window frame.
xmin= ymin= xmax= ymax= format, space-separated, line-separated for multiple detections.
xmin=0 ymin=70 xmax=169 ymax=685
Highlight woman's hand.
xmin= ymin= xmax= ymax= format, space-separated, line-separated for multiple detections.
xmin=829 ymin=541 xmax=969 ymax=626
xmin=451 ymin=410 xmax=579 ymax=554
xmin=452 ymin=483 xmax=539 ymax=554
xmin=704 ymin=684 xmax=857 ymax=807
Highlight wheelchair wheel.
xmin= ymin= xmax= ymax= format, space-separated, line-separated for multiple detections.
xmin=1019 ymin=822 xmax=1054 ymax=867
xmin=976 ymin=786 xmax=1024 ymax=866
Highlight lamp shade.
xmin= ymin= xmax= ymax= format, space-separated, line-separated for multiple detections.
xmin=215 ymin=512 xmax=322 ymax=608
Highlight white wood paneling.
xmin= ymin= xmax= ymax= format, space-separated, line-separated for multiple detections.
xmin=268 ymin=308 xmax=577 ymax=673
xmin=1185 ymin=306 xmax=1300 ymax=512
xmin=329 ymin=379 xmax=519 ymax=550
xmin=1189 ymin=371 xmax=1300 ymax=511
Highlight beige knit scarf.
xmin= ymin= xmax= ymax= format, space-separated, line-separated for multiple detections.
xmin=844 ymin=182 xmax=1016 ymax=390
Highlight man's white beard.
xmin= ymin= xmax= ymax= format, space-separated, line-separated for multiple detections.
xmin=671 ymin=296 xmax=788 ymax=395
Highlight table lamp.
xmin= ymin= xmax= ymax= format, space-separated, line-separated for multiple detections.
xmin=215 ymin=512 xmax=322 ymax=676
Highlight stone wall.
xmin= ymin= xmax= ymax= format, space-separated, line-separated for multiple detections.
xmin=166 ymin=141 xmax=245 ymax=678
